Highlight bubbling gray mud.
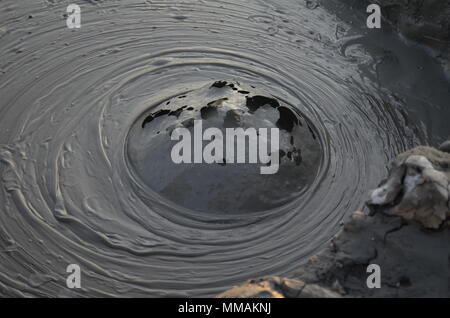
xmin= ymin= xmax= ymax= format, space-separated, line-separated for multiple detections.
xmin=0 ymin=0 xmax=431 ymax=297
xmin=127 ymin=81 xmax=322 ymax=214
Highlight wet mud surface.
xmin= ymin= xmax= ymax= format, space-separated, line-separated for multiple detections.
xmin=0 ymin=0 xmax=448 ymax=296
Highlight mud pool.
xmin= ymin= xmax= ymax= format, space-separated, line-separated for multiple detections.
xmin=0 ymin=0 xmax=448 ymax=297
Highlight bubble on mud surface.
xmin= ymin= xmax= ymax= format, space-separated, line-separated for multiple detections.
xmin=127 ymin=81 xmax=322 ymax=214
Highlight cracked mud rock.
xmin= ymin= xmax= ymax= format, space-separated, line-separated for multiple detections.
xmin=375 ymin=0 xmax=450 ymax=72
xmin=218 ymin=145 xmax=450 ymax=297
xmin=368 ymin=146 xmax=450 ymax=229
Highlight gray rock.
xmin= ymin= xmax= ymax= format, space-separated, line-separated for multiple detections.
xmin=368 ymin=146 xmax=450 ymax=229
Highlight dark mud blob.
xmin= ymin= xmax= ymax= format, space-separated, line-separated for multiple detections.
xmin=246 ymin=95 xmax=280 ymax=112
xmin=127 ymin=81 xmax=323 ymax=214
xmin=276 ymin=106 xmax=300 ymax=132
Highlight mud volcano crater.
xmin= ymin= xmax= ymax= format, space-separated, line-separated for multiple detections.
xmin=126 ymin=81 xmax=323 ymax=214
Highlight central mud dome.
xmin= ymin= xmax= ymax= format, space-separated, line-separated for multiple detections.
xmin=127 ymin=81 xmax=322 ymax=214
